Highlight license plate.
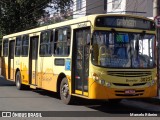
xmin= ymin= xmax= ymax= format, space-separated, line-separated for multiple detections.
xmin=125 ymin=89 xmax=135 ymax=94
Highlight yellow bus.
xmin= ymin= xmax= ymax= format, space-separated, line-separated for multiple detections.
xmin=1 ymin=14 xmax=158 ymax=104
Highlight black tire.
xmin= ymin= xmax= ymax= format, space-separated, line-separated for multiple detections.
xmin=15 ymin=71 xmax=26 ymax=90
xmin=60 ymin=77 xmax=74 ymax=105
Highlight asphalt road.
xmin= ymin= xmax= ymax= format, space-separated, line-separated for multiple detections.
xmin=0 ymin=76 xmax=160 ymax=120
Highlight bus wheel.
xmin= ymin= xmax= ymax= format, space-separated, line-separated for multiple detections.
xmin=16 ymin=71 xmax=25 ymax=90
xmin=60 ymin=78 xmax=73 ymax=105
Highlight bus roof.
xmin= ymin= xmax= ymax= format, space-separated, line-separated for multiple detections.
xmin=2 ymin=14 xmax=154 ymax=39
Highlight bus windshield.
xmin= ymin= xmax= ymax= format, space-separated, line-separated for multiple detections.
xmin=92 ymin=31 xmax=155 ymax=68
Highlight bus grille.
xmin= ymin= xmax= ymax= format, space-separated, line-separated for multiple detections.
xmin=107 ymin=71 xmax=151 ymax=77
xmin=113 ymin=82 xmax=146 ymax=86
xmin=115 ymin=90 xmax=144 ymax=96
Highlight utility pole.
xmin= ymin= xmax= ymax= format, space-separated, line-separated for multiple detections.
xmin=154 ymin=0 xmax=160 ymax=91
xmin=157 ymin=0 xmax=160 ymax=98
xmin=158 ymin=0 xmax=160 ymax=89
xmin=153 ymin=0 xmax=157 ymax=17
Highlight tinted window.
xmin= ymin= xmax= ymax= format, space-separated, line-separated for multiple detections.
xmin=15 ymin=36 xmax=22 ymax=56
xmin=22 ymin=35 xmax=29 ymax=56
xmin=3 ymin=39 xmax=8 ymax=57
xmin=54 ymin=27 xmax=71 ymax=56
xmin=40 ymin=30 xmax=52 ymax=56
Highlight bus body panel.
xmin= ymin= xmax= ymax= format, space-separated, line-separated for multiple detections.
xmin=3 ymin=57 xmax=9 ymax=79
xmin=89 ymin=64 xmax=157 ymax=99
xmin=38 ymin=56 xmax=56 ymax=91
xmin=1 ymin=14 xmax=158 ymax=101
xmin=20 ymin=59 xmax=29 ymax=85
xmin=8 ymin=40 xmax=15 ymax=80
xmin=89 ymin=80 xmax=157 ymax=99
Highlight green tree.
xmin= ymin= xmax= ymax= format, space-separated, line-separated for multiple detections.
xmin=0 ymin=0 xmax=73 ymax=35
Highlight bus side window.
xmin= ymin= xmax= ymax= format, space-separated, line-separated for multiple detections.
xmin=15 ymin=36 xmax=22 ymax=56
xmin=54 ymin=27 xmax=71 ymax=56
xmin=3 ymin=39 xmax=9 ymax=57
xmin=54 ymin=30 xmax=59 ymax=55
xmin=66 ymin=28 xmax=71 ymax=55
xmin=40 ymin=30 xmax=52 ymax=56
xmin=22 ymin=35 xmax=29 ymax=56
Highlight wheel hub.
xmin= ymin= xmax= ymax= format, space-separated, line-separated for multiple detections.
xmin=16 ymin=76 xmax=20 ymax=87
xmin=62 ymin=84 xmax=69 ymax=98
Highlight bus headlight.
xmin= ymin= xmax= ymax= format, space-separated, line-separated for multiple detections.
xmin=106 ymin=82 xmax=111 ymax=87
xmin=147 ymin=82 xmax=151 ymax=87
xmin=151 ymin=80 xmax=155 ymax=86
xmin=147 ymin=80 xmax=155 ymax=87
xmin=96 ymin=76 xmax=99 ymax=81
xmin=92 ymin=73 xmax=99 ymax=81
xmin=100 ymin=80 xmax=105 ymax=85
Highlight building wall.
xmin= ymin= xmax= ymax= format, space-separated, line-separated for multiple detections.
xmin=107 ymin=0 xmax=127 ymax=14
xmin=73 ymin=0 xmax=153 ymax=18
xmin=73 ymin=0 xmax=86 ymax=19
xmin=73 ymin=0 xmax=107 ymax=18
xmin=107 ymin=0 xmax=153 ymax=17
xmin=86 ymin=0 xmax=106 ymax=15
xmin=146 ymin=0 xmax=153 ymax=17
xmin=126 ymin=0 xmax=153 ymax=17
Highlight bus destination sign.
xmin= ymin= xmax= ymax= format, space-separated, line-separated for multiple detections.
xmin=117 ymin=18 xmax=136 ymax=28
xmin=95 ymin=16 xmax=155 ymax=30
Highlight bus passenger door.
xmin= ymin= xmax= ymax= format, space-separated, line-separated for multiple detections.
xmin=29 ymin=36 xmax=39 ymax=85
xmin=72 ymin=28 xmax=90 ymax=96
xmin=8 ymin=40 xmax=15 ymax=80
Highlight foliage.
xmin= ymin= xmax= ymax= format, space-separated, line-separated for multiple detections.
xmin=0 ymin=0 xmax=73 ymax=35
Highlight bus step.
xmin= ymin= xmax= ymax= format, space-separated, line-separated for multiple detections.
xmin=30 ymin=84 xmax=37 ymax=89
